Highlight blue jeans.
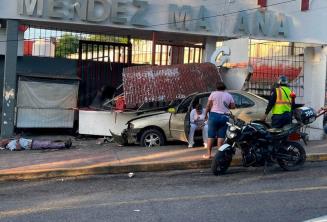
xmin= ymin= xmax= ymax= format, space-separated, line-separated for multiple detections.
xmin=324 ymin=124 xmax=327 ymax=134
xmin=271 ymin=112 xmax=292 ymax=128
xmin=208 ymin=112 xmax=229 ymax=139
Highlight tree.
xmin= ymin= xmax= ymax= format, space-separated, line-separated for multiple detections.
xmin=55 ymin=34 xmax=79 ymax=58
xmin=87 ymin=35 xmax=128 ymax=44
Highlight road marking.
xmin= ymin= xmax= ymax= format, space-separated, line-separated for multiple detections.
xmin=1 ymin=185 xmax=327 ymax=218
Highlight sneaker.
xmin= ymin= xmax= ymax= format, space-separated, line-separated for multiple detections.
xmin=188 ymin=143 xmax=193 ymax=148
xmin=203 ymin=143 xmax=207 ymax=148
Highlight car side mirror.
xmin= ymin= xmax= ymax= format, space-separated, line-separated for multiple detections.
xmin=168 ymin=108 xmax=177 ymax=113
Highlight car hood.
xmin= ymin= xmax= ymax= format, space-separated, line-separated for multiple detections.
xmin=127 ymin=111 xmax=167 ymax=124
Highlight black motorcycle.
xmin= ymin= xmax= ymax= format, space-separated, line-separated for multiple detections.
xmin=211 ymin=107 xmax=317 ymax=176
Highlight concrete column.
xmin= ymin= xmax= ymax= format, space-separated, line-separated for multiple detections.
xmin=303 ymin=46 xmax=327 ymax=140
xmin=202 ymin=36 xmax=217 ymax=62
xmin=1 ymin=20 xmax=19 ymax=138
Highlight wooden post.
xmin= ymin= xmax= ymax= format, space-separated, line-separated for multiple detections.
xmin=152 ymin=32 xmax=158 ymax=65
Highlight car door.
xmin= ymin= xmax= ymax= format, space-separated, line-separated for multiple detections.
xmin=169 ymin=96 xmax=194 ymax=142
xmin=230 ymin=92 xmax=259 ymax=122
xmin=183 ymin=93 xmax=210 ymax=138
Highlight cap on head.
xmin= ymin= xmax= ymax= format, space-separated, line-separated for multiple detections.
xmin=278 ymin=75 xmax=288 ymax=85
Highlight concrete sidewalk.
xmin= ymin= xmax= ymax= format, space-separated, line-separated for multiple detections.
xmin=0 ymin=138 xmax=327 ymax=181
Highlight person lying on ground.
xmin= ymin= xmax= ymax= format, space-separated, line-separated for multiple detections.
xmin=0 ymin=136 xmax=72 ymax=151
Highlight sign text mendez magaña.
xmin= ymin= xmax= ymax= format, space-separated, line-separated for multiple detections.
xmin=18 ymin=0 xmax=290 ymax=37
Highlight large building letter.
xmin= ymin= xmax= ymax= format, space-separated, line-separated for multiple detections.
xmin=18 ymin=0 xmax=44 ymax=16
xmin=87 ymin=0 xmax=110 ymax=22
xmin=272 ymin=13 xmax=289 ymax=37
xmin=234 ymin=11 xmax=249 ymax=35
xmin=111 ymin=0 xmax=128 ymax=24
xmin=196 ymin=6 xmax=211 ymax=32
xmin=130 ymin=0 xmax=149 ymax=27
xmin=168 ymin=4 xmax=192 ymax=31
xmin=253 ymin=10 xmax=271 ymax=36
xmin=48 ymin=0 xmax=65 ymax=18
xmin=68 ymin=0 xmax=87 ymax=20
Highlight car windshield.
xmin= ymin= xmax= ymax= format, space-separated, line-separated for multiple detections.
xmin=169 ymin=98 xmax=184 ymax=108
xmin=230 ymin=93 xmax=255 ymax=108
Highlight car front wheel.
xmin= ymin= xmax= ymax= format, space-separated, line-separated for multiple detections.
xmin=140 ymin=128 xmax=165 ymax=147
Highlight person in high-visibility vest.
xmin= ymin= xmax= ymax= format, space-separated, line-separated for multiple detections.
xmin=262 ymin=75 xmax=295 ymax=128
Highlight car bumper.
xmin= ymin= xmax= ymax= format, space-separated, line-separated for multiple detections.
xmin=110 ymin=129 xmax=141 ymax=145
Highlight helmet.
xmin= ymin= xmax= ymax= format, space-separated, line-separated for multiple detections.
xmin=278 ymin=75 xmax=288 ymax=85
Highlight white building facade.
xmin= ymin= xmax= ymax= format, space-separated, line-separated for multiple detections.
xmin=0 ymin=0 xmax=326 ymax=139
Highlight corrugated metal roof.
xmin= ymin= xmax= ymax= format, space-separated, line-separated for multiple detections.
xmin=123 ymin=63 xmax=222 ymax=107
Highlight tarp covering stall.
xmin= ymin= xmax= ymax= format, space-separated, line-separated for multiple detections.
xmin=16 ymin=77 xmax=79 ymax=128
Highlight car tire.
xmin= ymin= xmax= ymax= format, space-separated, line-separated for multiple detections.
xmin=140 ymin=128 xmax=165 ymax=147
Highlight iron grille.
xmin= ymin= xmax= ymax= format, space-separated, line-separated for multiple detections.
xmin=248 ymin=41 xmax=304 ymax=99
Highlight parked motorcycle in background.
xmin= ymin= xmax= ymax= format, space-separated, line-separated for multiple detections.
xmin=211 ymin=106 xmax=322 ymax=176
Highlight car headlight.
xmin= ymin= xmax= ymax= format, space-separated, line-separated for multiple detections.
xmin=128 ymin=123 xmax=134 ymax=129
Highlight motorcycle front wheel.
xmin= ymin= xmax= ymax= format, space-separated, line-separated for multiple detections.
xmin=211 ymin=151 xmax=232 ymax=176
xmin=277 ymin=142 xmax=306 ymax=171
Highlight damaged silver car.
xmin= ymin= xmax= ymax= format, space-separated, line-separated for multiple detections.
xmin=111 ymin=91 xmax=270 ymax=147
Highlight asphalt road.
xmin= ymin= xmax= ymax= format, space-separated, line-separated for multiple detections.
xmin=1 ymin=163 xmax=327 ymax=222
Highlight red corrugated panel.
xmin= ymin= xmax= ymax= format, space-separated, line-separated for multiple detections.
xmin=252 ymin=65 xmax=302 ymax=83
xmin=301 ymin=0 xmax=309 ymax=11
xmin=23 ymin=40 xmax=34 ymax=56
xmin=258 ymin=0 xmax=267 ymax=7
xmin=123 ymin=63 xmax=222 ymax=107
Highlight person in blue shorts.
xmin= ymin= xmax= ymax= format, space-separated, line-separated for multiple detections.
xmin=204 ymin=82 xmax=235 ymax=159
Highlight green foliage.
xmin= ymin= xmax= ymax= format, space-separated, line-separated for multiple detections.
xmin=87 ymin=35 xmax=128 ymax=44
xmin=55 ymin=33 xmax=129 ymax=58
xmin=55 ymin=34 xmax=79 ymax=58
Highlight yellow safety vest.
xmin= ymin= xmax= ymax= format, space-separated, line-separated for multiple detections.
xmin=272 ymin=86 xmax=292 ymax=115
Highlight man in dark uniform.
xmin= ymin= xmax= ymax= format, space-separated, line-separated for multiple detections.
xmin=262 ymin=75 xmax=295 ymax=128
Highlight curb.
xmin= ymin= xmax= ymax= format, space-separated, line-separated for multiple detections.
xmin=1 ymin=153 xmax=327 ymax=182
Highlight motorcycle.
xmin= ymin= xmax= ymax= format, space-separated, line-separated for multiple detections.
xmin=211 ymin=106 xmax=322 ymax=176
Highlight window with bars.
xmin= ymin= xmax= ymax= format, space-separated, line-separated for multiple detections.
xmin=23 ymin=25 xmax=128 ymax=59
xmin=247 ymin=40 xmax=304 ymax=98
xmin=23 ymin=25 xmax=204 ymax=65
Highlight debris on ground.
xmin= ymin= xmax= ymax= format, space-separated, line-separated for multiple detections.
xmin=96 ymin=137 xmax=113 ymax=145
xmin=96 ymin=138 xmax=106 ymax=145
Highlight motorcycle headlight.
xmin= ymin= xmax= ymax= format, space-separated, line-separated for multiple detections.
xmin=226 ymin=131 xmax=237 ymax=139
xmin=229 ymin=126 xmax=237 ymax=132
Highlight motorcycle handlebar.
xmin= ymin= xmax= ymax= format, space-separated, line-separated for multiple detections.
xmin=316 ymin=108 xmax=327 ymax=118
